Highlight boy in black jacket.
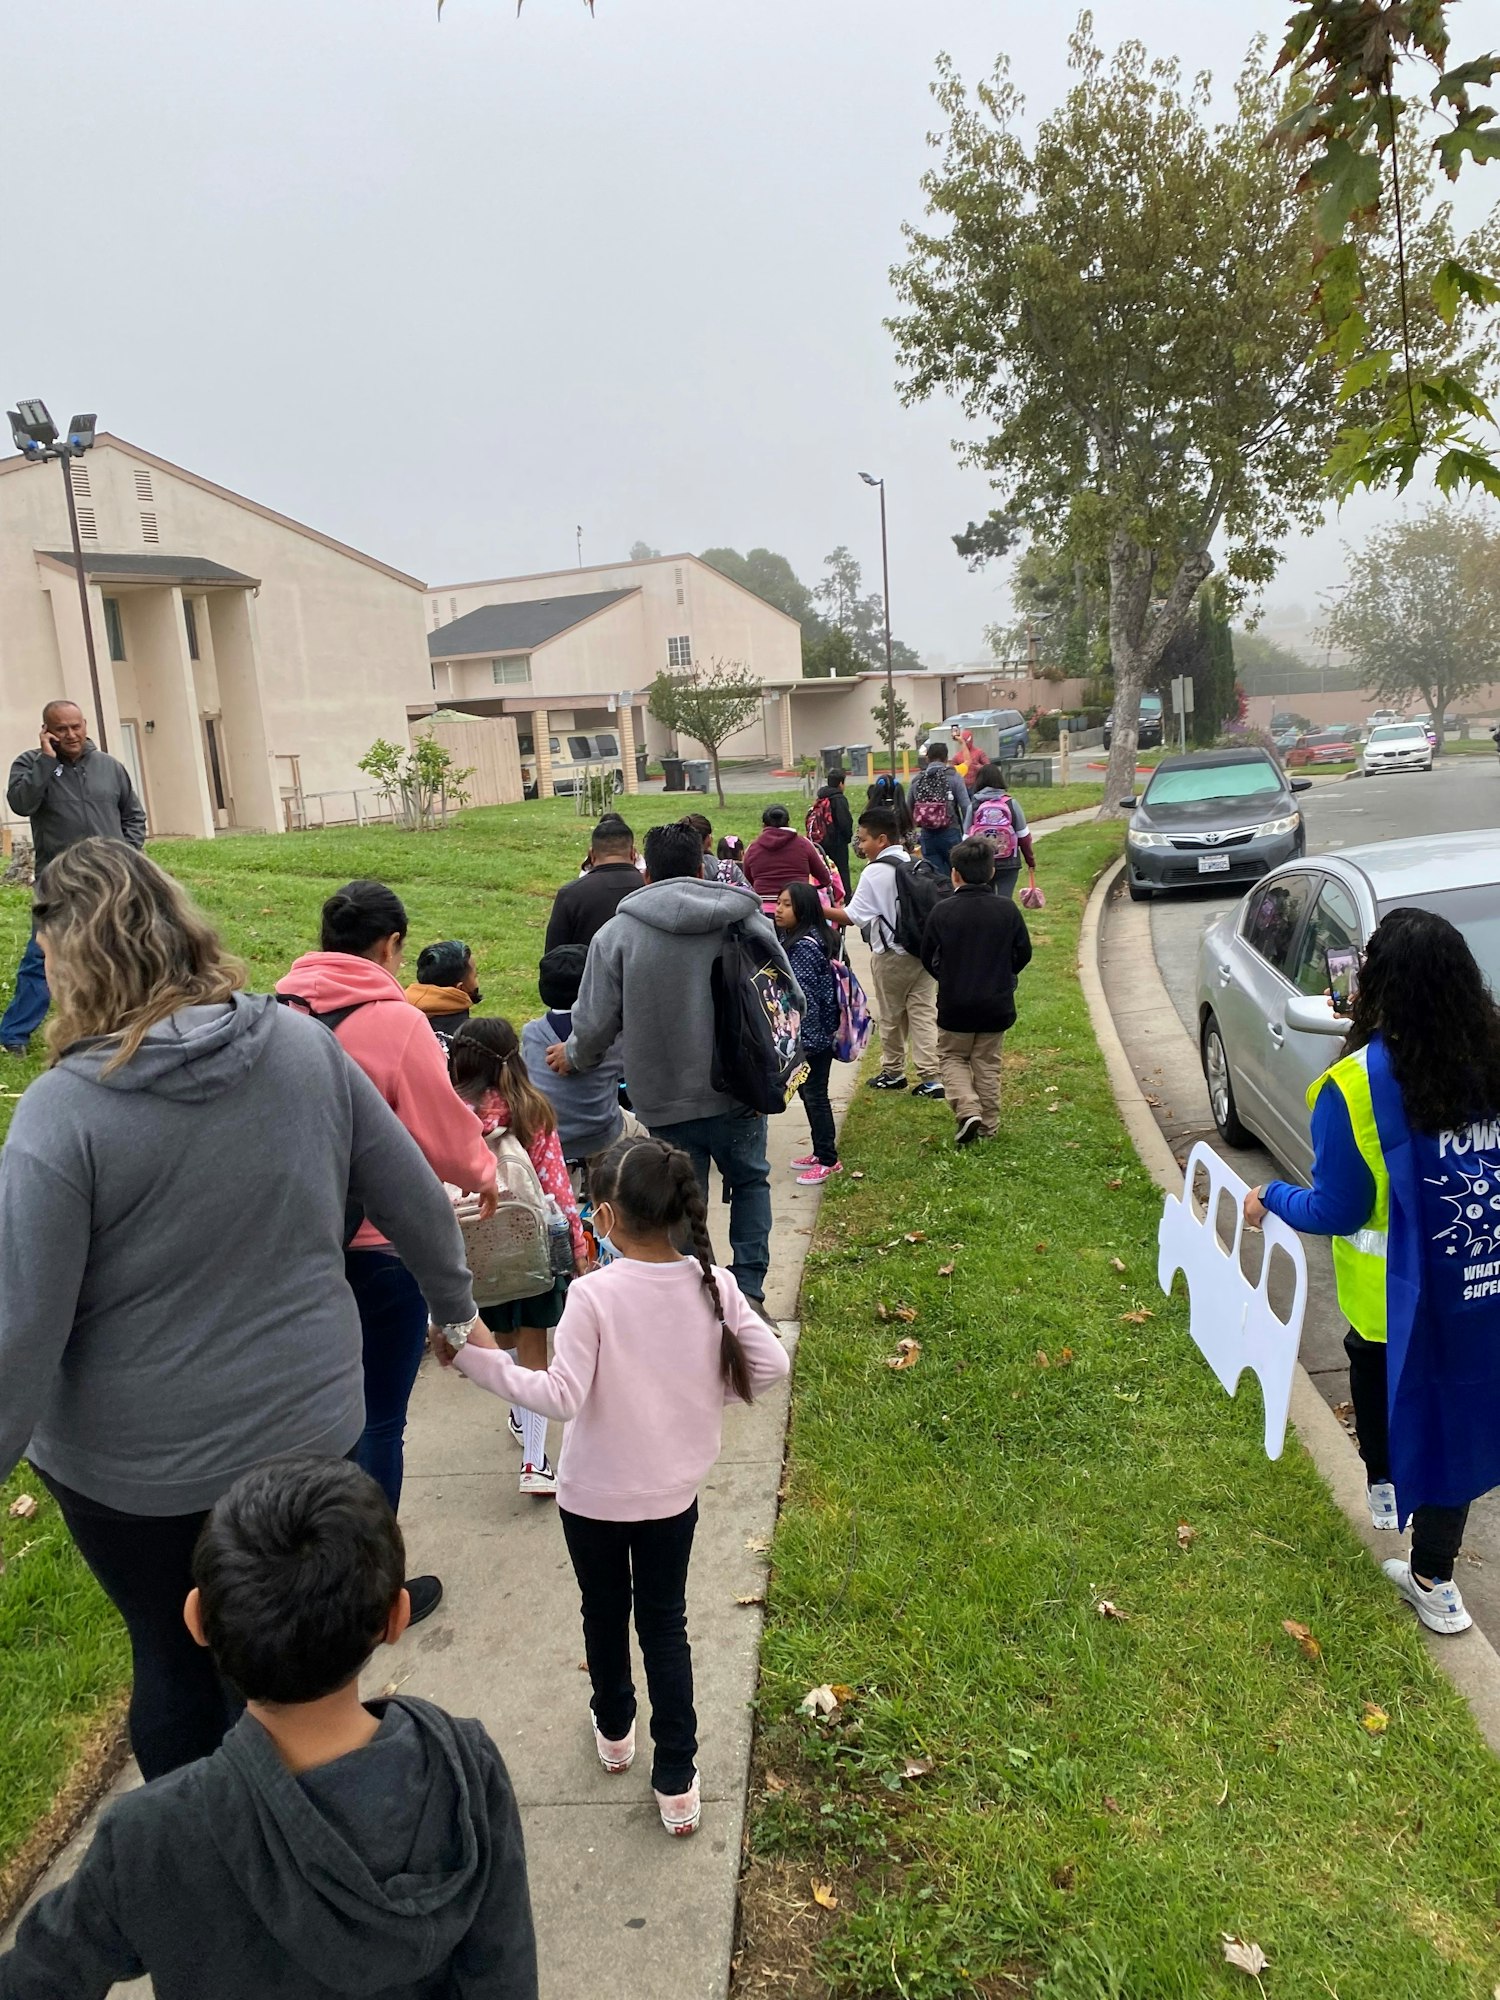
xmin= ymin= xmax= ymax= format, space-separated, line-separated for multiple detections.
xmin=812 ymin=767 xmax=855 ymax=897
xmin=919 ymin=837 xmax=1033 ymax=1147
xmin=0 ymin=1458 xmax=537 ymax=2000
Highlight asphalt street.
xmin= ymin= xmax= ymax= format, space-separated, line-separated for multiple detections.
xmin=1111 ymin=751 xmax=1500 ymax=1634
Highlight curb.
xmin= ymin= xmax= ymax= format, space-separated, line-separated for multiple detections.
xmin=1080 ymin=857 xmax=1500 ymax=1757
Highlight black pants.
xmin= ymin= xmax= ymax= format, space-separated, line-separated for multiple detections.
xmin=825 ymin=842 xmax=852 ymax=900
xmin=798 ymin=1048 xmax=838 ymax=1165
xmin=1344 ymin=1328 xmax=1469 ymax=1582
xmin=39 ymin=1470 xmax=244 ymax=1781
xmin=559 ymin=1501 xmax=699 ymax=1794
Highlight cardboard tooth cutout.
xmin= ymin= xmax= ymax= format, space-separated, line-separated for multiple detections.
xmin=1158 ymin=1143 xmax=1308 ymax=1459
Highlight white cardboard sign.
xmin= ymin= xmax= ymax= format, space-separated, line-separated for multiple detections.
xmin=1157 ymin=1142 xmax=1308 ymax=1459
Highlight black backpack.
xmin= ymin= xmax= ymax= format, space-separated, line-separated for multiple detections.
xmin=872 ymin=851 xmax=952 ymax=956
xmin=709 ymin=922 xmax=810 ymax=1117
xmin=275 ymin=995 xmax=372 ymax=1246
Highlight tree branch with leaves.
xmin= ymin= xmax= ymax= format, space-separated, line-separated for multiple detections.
xmin=646 ymin=657 xmax=764 ymax=808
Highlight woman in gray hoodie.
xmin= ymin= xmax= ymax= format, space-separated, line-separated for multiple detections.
xmin=0 ymin=840 xmax=477 ymax=1781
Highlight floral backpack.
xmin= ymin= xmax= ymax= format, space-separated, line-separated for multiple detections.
xmin=832 ymin=959 xmax=873 ymax=1064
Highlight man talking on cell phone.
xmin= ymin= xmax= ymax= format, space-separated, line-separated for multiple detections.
xmin=1 ymin=701 xmax=147 ymax=1056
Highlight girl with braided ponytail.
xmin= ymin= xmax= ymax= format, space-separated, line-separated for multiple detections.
xmin=430 ymin=1135 xmax=787 ymax=1836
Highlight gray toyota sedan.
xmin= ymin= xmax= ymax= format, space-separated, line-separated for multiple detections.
xmin=1124 ymin=748 xmax=1310 ymax=902
xmin=1195 ymin=832 xmax=1500 ymax=1180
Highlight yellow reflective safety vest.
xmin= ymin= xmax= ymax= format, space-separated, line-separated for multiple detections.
xmin=1307 ymin=1044 xmax=1389 ymax=1343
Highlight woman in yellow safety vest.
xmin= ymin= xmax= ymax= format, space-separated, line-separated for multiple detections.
xmin=1245 ymin=908 xmax=1500 ymax=1636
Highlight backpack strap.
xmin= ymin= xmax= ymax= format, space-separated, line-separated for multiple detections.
xmin=276 ymin=994 xmax=367 ymax=1034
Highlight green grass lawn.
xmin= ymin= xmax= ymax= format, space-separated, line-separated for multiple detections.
xmin=738 ymin=824 xmax=1500 ymax=2000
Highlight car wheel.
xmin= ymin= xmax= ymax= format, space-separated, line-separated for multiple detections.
xmin=1202 ymin=1013 xmax=1252 ymax=1147
xmin=1127 ymin=875 xmax=1153 ymax=903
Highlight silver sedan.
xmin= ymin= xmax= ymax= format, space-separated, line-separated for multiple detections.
xmin=1194 ymin=831 xmax=1500 ymax=1180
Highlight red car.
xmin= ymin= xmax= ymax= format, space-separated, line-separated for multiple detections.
xmin=1287 ymin=730 xmax=1356 ymax=768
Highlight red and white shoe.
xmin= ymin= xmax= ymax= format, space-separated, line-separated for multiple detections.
xmin=654 ymin=1771 xmax=701 ymax=1836
xmin=796 ymin=1162 xmax=841 ymax=1186
xmin=790 ymin=1154 xmax=819 ymax=1170
xmin=592 ymin=1711 xmax=636 ymax=1773
xmin=519 ymin=1458 xmax=558 ymax=1496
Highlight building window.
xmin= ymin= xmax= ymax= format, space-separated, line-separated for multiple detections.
xmin=667 ymin=635 xmax=693 ymax=668
xmin=103 ymin=598 xmax=126 ymax=662
xmin=183 ymin=599 xmax=200 ymax=660
xmin=492 ymin=655 xmax=531 ymax=685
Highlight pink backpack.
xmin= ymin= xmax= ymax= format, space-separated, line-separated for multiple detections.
xmin=968 ymin=793 xmax=1018 ymax=862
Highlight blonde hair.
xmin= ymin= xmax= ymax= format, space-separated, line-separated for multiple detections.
xmin=38 ymin=839 xmax=245 ymax=1073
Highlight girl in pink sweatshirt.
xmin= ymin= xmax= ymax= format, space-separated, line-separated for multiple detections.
xmin=448 ymin=1017 xmax=585 ymax=1496
xmin=432 ymin=1135 xmax=788 ymax=1836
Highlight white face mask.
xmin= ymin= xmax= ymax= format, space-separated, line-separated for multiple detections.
xmin=592 ymin=1202 xmax=621 ymax=1262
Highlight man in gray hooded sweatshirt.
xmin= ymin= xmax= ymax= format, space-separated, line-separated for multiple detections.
xmin=547 ymin=820 xmax=802 ymax=1311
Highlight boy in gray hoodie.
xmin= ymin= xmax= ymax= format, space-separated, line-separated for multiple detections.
xmin=0 ymin=1457 xmax=537 ymax=2000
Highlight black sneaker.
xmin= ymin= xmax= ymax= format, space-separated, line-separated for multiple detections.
xmin=955 ymin=1114 xmax=982 ymax=1147
xmin=913 ymin=1080 xmax=945 ymax=1099
xmin=868 ymin=1074 xmax=909 ymax=1091
xmin=406 ymin=1575 xmax=444 ymax=1625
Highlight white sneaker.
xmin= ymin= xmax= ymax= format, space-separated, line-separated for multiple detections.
xmin=591 ymin=1710 xmax=635 ymax=1773
xmin=508 ymin=1410 xmax=524 ymax=1447
xmin=654 ymin=1771 xmax=701 ymax=1837
xmin=519 ymin=1458 xmax=558 ymax=1496
xmin=1383 ymin=1558 xmax=1473 ymax=1635
xmin=1367 ymin=1481 xmax=1399 ymax=1530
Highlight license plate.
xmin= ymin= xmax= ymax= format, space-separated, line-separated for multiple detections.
xmin=1198 ymin=854 xmax=1231 ymax=874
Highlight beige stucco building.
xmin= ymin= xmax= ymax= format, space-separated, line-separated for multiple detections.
xmin=0 ymin=436 xmax=433 ymax=840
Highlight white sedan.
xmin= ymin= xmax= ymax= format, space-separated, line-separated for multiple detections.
xmin=1362 ymin=721 xmax=1433 ymax=775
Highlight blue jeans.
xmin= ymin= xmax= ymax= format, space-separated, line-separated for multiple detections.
xmin=919 ymin=825 xmax=960 ymax=871
xmin=345 ymin=1249 xmax=430 ymax=1513
xmin=0 ymin=932 xmax=50 ymax=1049
xmin=649 ymin=1108 xmax=772 ymax=1304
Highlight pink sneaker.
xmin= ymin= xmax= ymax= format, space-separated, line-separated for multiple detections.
xmin=591 ymin=1711 xmax=635 ymax=1773
xmin=796 ymin=1162 xmax=841 ymax=1185
xmin=791 ymin=1154 xmax=819 ymax=1169
xmin=654 ymin=1771 xmax=701 ymax=1836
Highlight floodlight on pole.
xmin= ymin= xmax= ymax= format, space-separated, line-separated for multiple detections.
xmin=858 ymin=473 xmax=897 ymax=787
xmin=8 ymin=394 xmax=107 ymax=750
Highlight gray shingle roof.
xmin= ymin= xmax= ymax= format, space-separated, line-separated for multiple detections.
xmin=428 ymin=590 xmax=635 ymax=658
xmin=42 ymin=551 xmax=260 ymax=587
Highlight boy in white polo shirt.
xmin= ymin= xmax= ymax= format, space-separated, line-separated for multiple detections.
xmin=829 ymin=806 xmax=942 ymax=1097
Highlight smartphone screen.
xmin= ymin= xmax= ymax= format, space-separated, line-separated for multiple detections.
xmin=1326 ymin=944 xmax=1361 ymax=1017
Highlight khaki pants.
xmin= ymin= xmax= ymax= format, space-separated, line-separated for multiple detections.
xmin=869 ymin=949 xmax=938 ymax=1083
xmin=938 ymin=1028 xmax=1004 ymax=1135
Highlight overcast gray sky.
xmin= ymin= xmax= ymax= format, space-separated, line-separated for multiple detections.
xmin=4 ymin=0 xmax=1485 ymax=662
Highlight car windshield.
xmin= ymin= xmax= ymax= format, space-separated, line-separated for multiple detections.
xmin=1370 ymin=725 xmax=1426 ymax=743
xmin=1141 ymin=695 xmax=1163 ymax=713
xmin=1378 ymin=887 xmax=1500 ymax=992
xmin=1144 ymin=761 xmax=1282 ymax=806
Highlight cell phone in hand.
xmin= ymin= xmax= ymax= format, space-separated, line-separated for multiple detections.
xmin=1325 ymin=944 xmax=1361 ymax=1018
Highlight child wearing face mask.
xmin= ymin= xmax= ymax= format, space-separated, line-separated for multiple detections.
xmin=430 ymin=1136 xmax=788 ymax=1837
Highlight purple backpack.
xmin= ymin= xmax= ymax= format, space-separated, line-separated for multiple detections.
xmin=968 ymin=793 xmax=1018 ymax=862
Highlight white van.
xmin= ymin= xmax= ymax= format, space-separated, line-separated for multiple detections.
xmin=518 ymin=728 xmax=624 ymax=799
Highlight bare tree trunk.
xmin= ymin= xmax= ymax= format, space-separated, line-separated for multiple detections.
xmin=1097 ymin=533 xmax=1214 ymax=816
xmin=710 ymin=747 xmax=726 ymax=810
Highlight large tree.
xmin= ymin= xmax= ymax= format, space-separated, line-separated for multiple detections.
xmin=1320 ymin=508 xmax=1500 ymax=748
xmin=890 ymin=23 xmax=1352 ymax=813
xmin=700 ymin=546 xmax=817 ymax=626
xmin=646 ymin=657 xmax=764 ymax=808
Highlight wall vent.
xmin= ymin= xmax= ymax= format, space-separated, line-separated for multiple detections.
xmin=133 ymin=469 xmax=154 ymax=503
xmin=72 ymin=461 xmax=92 ymax=499
xmin=140 ymin=511 xmax=160 ymax=544
xmin=75 ymin=506 xmax=98 ymax=540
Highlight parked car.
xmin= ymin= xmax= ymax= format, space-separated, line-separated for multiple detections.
xmin=1195 ymin=832 xmax=1500 ymax=1178
xmin=937 ymin=708 xmax=1029 ymax=759
xmin=1123 ymin=748 xmax=1310 ymax=903
xmin=1362 ymin=721 xmax=1433 ymax=775
xmin=1286 ymin=729 xmax=1357 ymax=768
xmin=519 ymin=728 xmax=625 ymax=799
xmin=1366 ymin=708 xmax=1404 ymax=730
xmin=1271 ymin=726 xmax=1302 ymax=752
xmin=1102 ymin=691 xmax=1164 ymax=751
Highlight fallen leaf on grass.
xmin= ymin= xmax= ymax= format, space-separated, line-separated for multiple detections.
xmin=850 ymin=1170 xmax=865 ymax=1179
xmin=799 ymin=1685 xmax=839 ymax=1717
xmin=1051 ymin=1863 xmax=1076 ymax=1892
xmin=1046 ymin=1103 xmax=1062 ymax=1113
xmin=904 ymin=1230 xmax=927 ymax=1243
xmin=892 ymin=1305 xmax=919 ymax=1323
xmin=902 ymin=1756 xmax=934 ymax=1779
xmin=1102 ymin=1795 xmax=1121 ymax=1814
xmin=1109 ymin=1257 xmax=1127 ymax=1274
xmin=1176 ymin=1521 xmax=1197 ymax=1549
xmin=1360 ymin=1702 xmax=1389 ymax=1736
xmin=1034 ymin=1241 xmax=1048 ymax=1254
xmin=1283 ymin=1618 xmax=1322 ymax=1661
xmin=829 ymin=1683 xmax=856 ymax=1703
xmin=1035 ymin=1350 xmax=1050 ymax=1368
xmin=937 ymin=1262 xmax=955 ymax=1277
xmin=884 ymin=1338 xmax=922 ymax=1370
xmin=876 ymin=1301 xmax=890 ymax=1321
xmin=1121 ymin=1309 xmax=1154 ymax=1324
xmin=811 ymin=1881 xmax=839 ymax=1911
xmin=1107 ymin=1177 xmax=1123 ymax=1189
xmin=1221 ymin=1934 xmax=1269 ymax=1977
xmin=8 ymin=1493 xmax=38 ymax=1520
xmin=764 ymin=1770 xmax=789 ymax=1793
xmin=1096 ymin=1600 xmax=1128 ymax=1621
xmin=1059 ymin=1346 xmax=1075 ymax=1364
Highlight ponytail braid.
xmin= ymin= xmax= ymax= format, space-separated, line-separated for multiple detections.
xmin=670 ymin=1153 xmax=755 ymax=1404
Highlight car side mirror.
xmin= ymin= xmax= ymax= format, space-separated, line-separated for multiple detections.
xmin=1284 ymin=994 xmax=1347 ymax=1037
xmin=1290 ymin=777 xmax=1312 ymax=793
xmin=1119 ymin=794 xmax=1140 ymax=808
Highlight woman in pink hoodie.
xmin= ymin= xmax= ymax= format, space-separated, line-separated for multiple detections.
xmin=277 ymin=879 xmax=496 ymax=1624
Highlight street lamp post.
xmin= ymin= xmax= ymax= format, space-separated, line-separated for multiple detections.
xmin=859 ymin=471 xmax=897 ymax=786
xmin=7 ymin=400 xmax=107 ymax=752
